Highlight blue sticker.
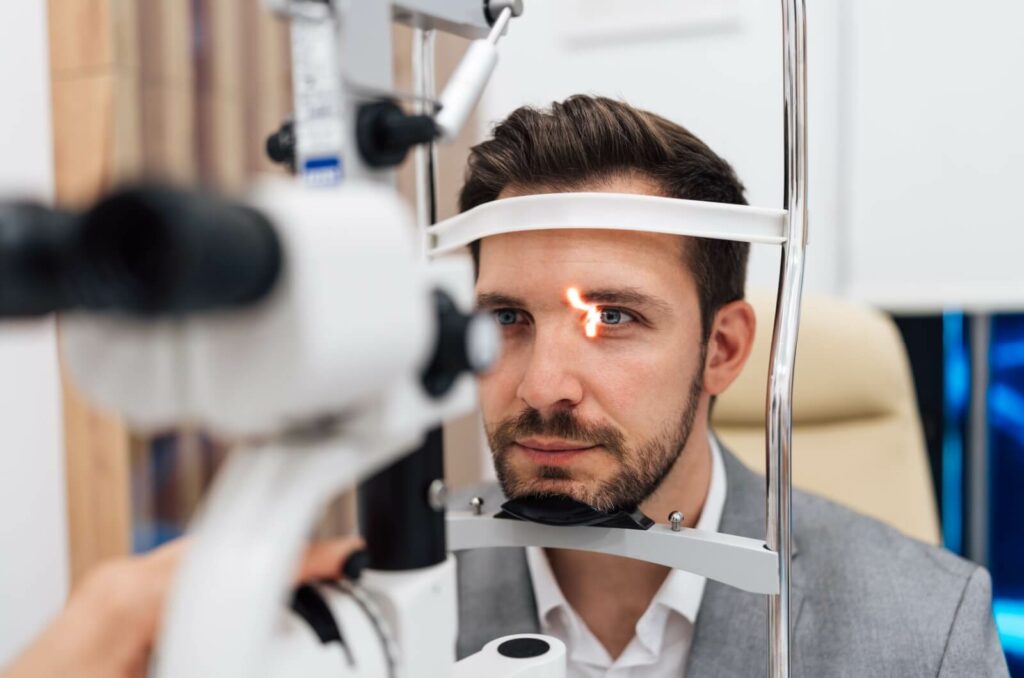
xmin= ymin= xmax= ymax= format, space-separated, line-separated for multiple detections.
xmin=302 ymin=156 xmax=344 ymax=187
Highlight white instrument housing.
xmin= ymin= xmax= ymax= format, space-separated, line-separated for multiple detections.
xmin=62 ymin=180 xmax=436 ymax=439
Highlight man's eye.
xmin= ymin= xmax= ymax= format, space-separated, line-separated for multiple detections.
xmin=494 ymin=308 xmax=523 ymax=326
xmin=599 ymin=308 xmax=636 ymax=326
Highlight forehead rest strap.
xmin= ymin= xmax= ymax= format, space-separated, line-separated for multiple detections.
xmin=427 ymin=192 xmax=787 ymax=256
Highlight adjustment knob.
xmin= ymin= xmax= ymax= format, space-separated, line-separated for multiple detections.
xmin=421 ymin=290 xmax=500 ymax=397
xmin=265 ymin=118 xmax=296 ymax=168
xmin=356 ymin=100 xmax=438 ymax=168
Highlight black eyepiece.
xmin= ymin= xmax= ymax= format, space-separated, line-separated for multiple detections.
xmin=0 ymin=203 xmax=77 ymax=316
xmin=0 ymin=185 xmax=283 ymax=317
xmin=74 ymin=186 xmax=282 ymax=314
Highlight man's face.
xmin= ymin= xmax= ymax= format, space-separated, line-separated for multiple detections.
xmin=476 ymin=178 xmax=709 ymax=512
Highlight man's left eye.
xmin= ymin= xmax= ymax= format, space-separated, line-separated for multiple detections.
xmin=599 ymin=308 xmax=636 ymax=326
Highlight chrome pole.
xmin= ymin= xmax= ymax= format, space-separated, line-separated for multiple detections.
xmin=412 ymin=27 xmax=439 ymax=239
xmin=968 ymin=312 xmax=991 ymax=565
xmin=767 ymin=0 xmax=808 ymax=676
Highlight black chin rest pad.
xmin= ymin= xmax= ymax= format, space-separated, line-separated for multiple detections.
xmin=495 ymin=495 xmax=654 ymax=530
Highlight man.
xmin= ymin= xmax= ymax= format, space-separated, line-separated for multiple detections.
xmin=455 ymin=95 xmax=1008 ymax=676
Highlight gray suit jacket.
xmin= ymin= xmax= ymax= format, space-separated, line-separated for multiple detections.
xmin=455 ymin=446 xmax=1009 ymax=676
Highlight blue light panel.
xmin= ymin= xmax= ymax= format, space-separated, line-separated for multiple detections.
xmin=942 ymin=311 xmax=968 ymax=554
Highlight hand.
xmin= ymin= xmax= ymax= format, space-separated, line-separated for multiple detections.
xmin=1 ymin=537 xmax=365 ymax=678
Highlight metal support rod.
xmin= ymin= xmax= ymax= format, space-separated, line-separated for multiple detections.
xmin=968 ymin=313 xmax=991 ymax=565
xmin=766 ymin=1 xmax=808 ymax=677
xmin=413 ymin=27 xmax=440 ymax=245
xmin=355 ymin=27 xmax=446 ymax=572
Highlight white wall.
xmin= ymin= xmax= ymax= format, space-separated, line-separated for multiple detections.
xmin=0 ymin=2 xmax=69 ymax=666
xmin=841 ymin=0 xmax=1024 ymax=313
xmin=479 ymin=0 xmax=845 ymax=296
xmin=480 ymin=1 xmax=1024 ymax=314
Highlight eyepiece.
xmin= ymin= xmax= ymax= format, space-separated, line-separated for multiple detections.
xmin=74 ymin=186 xmax=282 ymax=314
xmin=0 ymin=185 xmax=283 ymax=317
xmin=0 ymin=203 xmax=77 ymax=316
xmin=421 ymin=289 xmax=500 ymax=397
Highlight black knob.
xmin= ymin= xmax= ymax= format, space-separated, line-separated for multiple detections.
xmin=356 ymin=100 xmax=438 ymax=168
xmin=266 ymin=118 xmax=296 ymax=169
xmin=341 ymin=549 xmax=371 ymax=581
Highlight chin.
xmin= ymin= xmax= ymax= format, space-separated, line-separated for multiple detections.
xmin=507 ymin=473 xmax=601 ymax=505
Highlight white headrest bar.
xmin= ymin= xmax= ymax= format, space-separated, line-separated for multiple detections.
xmin=427 ymin=192 xmax=787 ymax=256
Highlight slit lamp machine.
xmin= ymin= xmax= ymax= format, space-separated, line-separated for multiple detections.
xmin=0 ymin=0 xmax=808 ymax=675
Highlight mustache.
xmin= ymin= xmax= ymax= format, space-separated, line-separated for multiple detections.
xmin=489 ymin=408 xmax=626 ymax=460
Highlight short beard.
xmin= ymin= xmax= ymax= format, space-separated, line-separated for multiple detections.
xmin=486 ymin=364 xmax=705 ymax=513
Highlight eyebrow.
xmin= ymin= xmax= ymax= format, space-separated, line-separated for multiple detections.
xmin=476 ymin=287 xmax=672 ymax=314
xmin=580 ymin=287 xmax=672 ymax=314
xmin=476 ymin=292 xmax=527 ymax=309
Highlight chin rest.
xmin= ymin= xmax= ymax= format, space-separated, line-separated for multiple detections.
xmin=496 ymin=496 xmax=654 ymax=530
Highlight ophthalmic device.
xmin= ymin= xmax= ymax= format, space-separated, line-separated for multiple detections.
xmin=0 ymin=0 xmax=809 ymax=675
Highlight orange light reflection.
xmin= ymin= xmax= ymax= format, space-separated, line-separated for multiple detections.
xmin=566 ymin=287 xmax=601 ymax=338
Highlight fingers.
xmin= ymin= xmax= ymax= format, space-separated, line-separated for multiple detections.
xmin=294 ymin=537 xmax=366 ymax=582
xmin=139 ymin=537 xmax=189 ymax=583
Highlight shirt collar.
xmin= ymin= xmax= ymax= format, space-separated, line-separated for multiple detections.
xmin=526 ymin=433 xmax=728 ymax=629
xmin=641 ymin=434 xmax=727 ymax=628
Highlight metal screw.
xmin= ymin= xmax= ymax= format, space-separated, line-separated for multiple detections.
xmin=427 ymin=479 xmax=448 ymax=512
xmin=668 ymin=511 xmax=684 ymax=532
xmin=470 ymin=496 xmax=485 ymax=516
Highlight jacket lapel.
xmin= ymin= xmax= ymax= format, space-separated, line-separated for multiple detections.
xmin=685 ymin=447 xmax=805 ymax=677
xmin=455 ymin=544 xmax=540 ymax=658
xmin=455 ymin=484 xmax=540 ymax=659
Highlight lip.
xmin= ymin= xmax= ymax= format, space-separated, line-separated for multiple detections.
xmin=516 ymin=437 xmax=595 ymax=452
xmin=514 ymin=440 xmax=598 ymax=466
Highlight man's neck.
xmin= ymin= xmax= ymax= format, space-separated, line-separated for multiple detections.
xmin=544 ymin=422 xmax=714 ymax=659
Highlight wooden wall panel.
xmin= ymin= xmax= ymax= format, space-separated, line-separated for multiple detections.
xmin=48 ymin=0 xmax=114 ymax=75
xmin=137 ymin=1 xmax=196 ymax=181
xmin=245 ymin=2 xmax=292 ymax=176
xmin=196 ymin=0 xmax=247 ymax=190
xmin=49 ymin=74 xmax=116 ymax=207
xmin=59 ymin=376 xmax=131 ymax=584
xmin=48 ymin=0 xmax=135 ymax=585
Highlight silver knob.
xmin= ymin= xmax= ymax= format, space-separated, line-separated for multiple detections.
xmin=467 ymin=313 xmax=501 ymax=374
xmin=470 ymin=496 xmax=485 ymax=516
xmin=428 ymin=479 xmax=448 ymax=512
xmin=668 ymin=511 xmax=684 ymax=532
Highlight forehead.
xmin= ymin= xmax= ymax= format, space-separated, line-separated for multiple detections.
xmin=476 ymin=174 xmax=697 ymax=304
xmin=476 ymin=228 xmax=692 ymax=302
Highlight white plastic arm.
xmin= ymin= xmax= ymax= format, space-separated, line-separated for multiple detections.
xmin=154 ymin=441 xmax=375 ymax=678
xmin=434 ymin=8 xmax=512 ymax=142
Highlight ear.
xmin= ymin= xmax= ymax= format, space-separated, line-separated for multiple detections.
xmin=703 ymin=299 xmax=756 ymax=396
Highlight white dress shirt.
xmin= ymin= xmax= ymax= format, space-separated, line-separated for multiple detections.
xmin=525 ymin=435 xmax=727 ymax=678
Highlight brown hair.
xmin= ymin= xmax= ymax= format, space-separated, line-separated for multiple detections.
xmin=459 ymin=95 xmax=749 ymax=341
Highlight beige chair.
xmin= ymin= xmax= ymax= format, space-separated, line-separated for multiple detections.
xmin=712 ymin=290 xmax=941 ymax=545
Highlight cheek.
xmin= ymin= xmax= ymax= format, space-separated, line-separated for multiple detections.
xmin=478 ymin=356 xmax=522 ymax=421
xmin=478 ymin=329 xmax=538 ymax=416
xmin=586 ymin=340 xmax=699 ymax=432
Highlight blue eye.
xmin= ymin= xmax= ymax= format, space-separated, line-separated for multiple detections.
xmin=599 ymin=308 xmax=635 ymax=326
xmin=494 ymin=309 xmax=522 ymax=326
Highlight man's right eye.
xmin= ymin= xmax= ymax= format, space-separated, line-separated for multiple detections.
xmin=494 ymin=308 xmax=523 ymax=326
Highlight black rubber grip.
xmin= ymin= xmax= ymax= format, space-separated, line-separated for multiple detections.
xmin=72 ymin=185 xmax=282 ymax=314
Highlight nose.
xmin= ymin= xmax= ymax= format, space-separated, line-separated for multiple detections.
xmin=515 ymin=323 xmax=584 ymax=412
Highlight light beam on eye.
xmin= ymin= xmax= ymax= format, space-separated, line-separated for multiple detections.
xmin=567 ymin=287 xmax=601 ymax=338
